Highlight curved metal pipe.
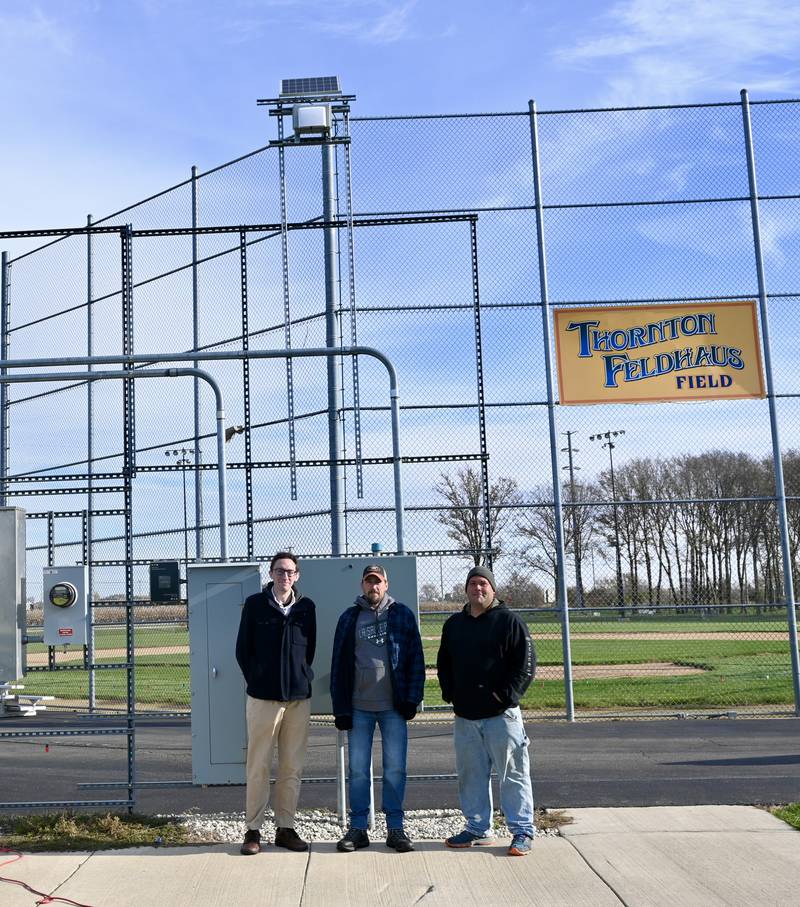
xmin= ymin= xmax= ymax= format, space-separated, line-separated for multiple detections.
xmin=0 ymin=345 xmax=405 ymax=553
xmin=0 ymin=367 xmax=229 ymax=560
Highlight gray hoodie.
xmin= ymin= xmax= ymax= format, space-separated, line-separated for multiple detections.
xmin=352 ymin=593 xmax=394 ymax=711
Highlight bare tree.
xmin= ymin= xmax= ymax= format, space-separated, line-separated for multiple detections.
xmin=435 ymin=467 xmax=521 ymax=565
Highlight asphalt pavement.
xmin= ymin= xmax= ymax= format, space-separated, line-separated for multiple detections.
xmin=1 ymin=714 xmax=798 ymax=814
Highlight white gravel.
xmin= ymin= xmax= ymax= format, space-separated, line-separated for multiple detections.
xmin=170 ymin=808 xmax=558 ymax=844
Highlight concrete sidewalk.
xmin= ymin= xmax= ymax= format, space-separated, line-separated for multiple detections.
xmin=4 ymin=806 xmax=799 ymax=906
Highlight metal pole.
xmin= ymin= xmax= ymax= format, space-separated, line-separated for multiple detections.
xmin=182 ymin=456 xmax=190 ymax=571
xmin=607 ymin=441 xmax=625 ymax=616
xmin=741 ymin=88 xmax=800 ymax=714
xmin=0 ymin=251 xmax=8 ymax=507
xmin=562 ymin=430 xmax=584 ymax=609
xmin=528 ymin=99 xmax=575 ymax=721
xmin=87 ymin=215 xmax=96 ymax=711
xmin=322 ymin=136 xmax=346 ymax=555
xmin=336 ymin=728 xmax=347 ymax=825
xmin=191 ymin=166 xmax=203 ymax=561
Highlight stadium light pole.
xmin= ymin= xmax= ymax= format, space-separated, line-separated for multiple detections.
xmin=590 ymin=430 xmax=626 ymax=616
xmin=561 ymin=430 xmax=584 ymax=609
xmin=165 ymin=448 xmax=194 ymax=575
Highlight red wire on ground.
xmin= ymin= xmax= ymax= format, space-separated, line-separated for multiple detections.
xmin=0 ymin=846 xmax=97 ymax=906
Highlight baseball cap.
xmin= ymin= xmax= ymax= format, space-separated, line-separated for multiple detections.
xmin=362 ymin=564 xmax=388 ymax=580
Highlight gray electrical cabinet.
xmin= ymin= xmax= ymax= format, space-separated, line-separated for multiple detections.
xmin=189 ymin=563 xmax=262 ymax=784
xmin=43 ymin=566 xmax=89 ymax=646
xmin=189 ymin=556 xmax=418 ymax=786
xmin=0 ymin=507 xmax=26 ymax=681
xmin=298 ymin=556 xmax=419 ymax=716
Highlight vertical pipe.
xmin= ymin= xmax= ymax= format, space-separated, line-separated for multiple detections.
xmin=470 ymin=220 xmax=493 ymax=566
xmin=343 ymin=112 xmax=364 ymax=499
xmin=336 ymin=729 xmax=347 ymax=825
xmin=741 ymin=89 xmax=800 ymax=713
xmin=87 ymin=215 xmax=96 ymax=710
xmin=322 ymin=136 xmax=346 ymax=555
xmin=120 ymin=225 xmax=136 ymax=810
xmin=0 ymin=251 xmax=9 ymax=507
xmin=277 ymin=118 xmax=299 ymax=501
xmin=191 ymin=166 xmax=203 ymax=561
xmin=528 ymin=100 xmax=575 ymax=721
xmin=239 ymin=231 xmax=254 ymax=559
xmin=389 ymin=383 xmax=406 ymax=554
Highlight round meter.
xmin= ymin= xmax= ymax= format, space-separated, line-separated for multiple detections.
xmin=49 ymin=582 xmax=78 ymax=609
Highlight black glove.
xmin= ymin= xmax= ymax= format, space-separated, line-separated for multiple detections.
xmin=398 ymin=702 xmax=418 ymax=721
xmin=334 ymin=715 xmax=353 ymax=731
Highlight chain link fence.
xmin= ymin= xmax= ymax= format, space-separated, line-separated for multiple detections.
xmin=2 ymin=95 xmax=799 ymax=719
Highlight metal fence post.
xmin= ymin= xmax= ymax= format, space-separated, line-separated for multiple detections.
xmin=322 ymin=139 xmax=346 ymax=555
xmin=87 ymin=214 xmax=96 ymax=711
xmin=191 ymin=166 xmax=203 ymax=561
xmin=529 ymin=100 xmax=575 ymax=721
xmin=0 ymin=251 xmax=8 ymax=508
xmin=741 ymin=89 xmax=800 ymax=715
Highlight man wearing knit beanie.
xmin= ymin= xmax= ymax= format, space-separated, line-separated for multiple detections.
xmin=465 ymin=565 xmax=496 ymax=592
xmin=436 ymin=563 xmax=536 ymax=857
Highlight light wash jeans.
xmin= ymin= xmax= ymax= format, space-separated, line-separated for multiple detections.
xmin=348 ymin=707 xmax=408 ymax=830
xmin=453 ymin=706 xmax=534 ymax=838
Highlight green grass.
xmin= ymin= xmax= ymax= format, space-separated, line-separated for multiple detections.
xmin=0 ymin=813 xmax=190 ymax=851
xmin=420 ymin=615 xmax=792 ymax=637
xmin=17 ymin=611 xmax=797 ymax=712
xmin=772 ymin=804 xmax=800 ymax=830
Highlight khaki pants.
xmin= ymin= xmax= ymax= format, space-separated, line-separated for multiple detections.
xmin=245 ymin=695 xmax=311 ymax=830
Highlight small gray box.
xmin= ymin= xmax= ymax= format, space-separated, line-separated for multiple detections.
xmin=0 ymin=507 xmax=26 ymax=681
xmin=43 ymin=566 xmax=89 ymax=646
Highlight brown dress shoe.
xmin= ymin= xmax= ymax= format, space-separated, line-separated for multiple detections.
xmin=275 ymin=826 xmax=309 ymax=852
xmin=241 ymin=829 xmax=261 ymax=855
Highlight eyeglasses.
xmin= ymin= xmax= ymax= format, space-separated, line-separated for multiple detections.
xmin=272 ymin=568 xmax=297 ymax=577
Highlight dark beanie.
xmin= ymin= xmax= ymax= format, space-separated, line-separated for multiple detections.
xmin=465 ymin=565 xmax=496 ymax=592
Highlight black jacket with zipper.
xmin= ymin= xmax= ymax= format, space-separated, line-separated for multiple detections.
xmin=235 ymin=583 xmax=316 ymax=701
xmin=436 ymin=601 xmax=535 ymax=720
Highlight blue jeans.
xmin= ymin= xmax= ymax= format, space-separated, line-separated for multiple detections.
xmin=348 ymin=708 xmax=408 ymax=829
xmin=453 ymin=706 xmax=535 ymax=837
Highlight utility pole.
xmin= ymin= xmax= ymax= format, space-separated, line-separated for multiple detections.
xmin=561 ymin=430 xmax=585 ymax=609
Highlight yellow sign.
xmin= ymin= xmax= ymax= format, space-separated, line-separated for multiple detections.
xmin=554 ymin=301 xmax=765 ymax=405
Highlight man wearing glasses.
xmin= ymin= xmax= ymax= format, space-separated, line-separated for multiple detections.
xmin=236 ymin=551 xmax=316 ymax=855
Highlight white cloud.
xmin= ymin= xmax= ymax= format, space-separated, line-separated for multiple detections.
xmin=319 ymin=0 xmax=417 ymax=44
xmin=555 ymin=0 xmax=800 ymax=104
xmin=0 ymin=5 xmax=74 ymax=55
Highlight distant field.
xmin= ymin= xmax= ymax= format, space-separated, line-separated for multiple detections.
xmin=18 ymin=612 xmax=797 ymax=712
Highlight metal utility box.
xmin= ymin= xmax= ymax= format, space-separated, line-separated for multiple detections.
xmin=298 ymin=556 xmax=419 ymax=716
xmin=292 ymin=104 xmax=331 ymax=135
xmin=189 ymin=563 xmax=261 ymax=784
xmin=43 ymin=566 xmax=88 ymax=647
xmin=189 ymin=556 xmax=418 ymax=786
xmin=149 ymin=560 xmax=181 ymax=603
xmin=0 ymin=507 xmax=26 ymax=680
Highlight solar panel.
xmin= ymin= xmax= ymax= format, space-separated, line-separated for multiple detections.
xmin=280 ymin=76 xmax=341 ymax=97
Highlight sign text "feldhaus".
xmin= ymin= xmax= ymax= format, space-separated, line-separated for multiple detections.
xmin=566 ymin=312 xmax=743 ymax=388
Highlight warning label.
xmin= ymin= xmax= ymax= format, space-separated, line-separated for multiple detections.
xmin=58 ymin=628 xmax=74 ymax=637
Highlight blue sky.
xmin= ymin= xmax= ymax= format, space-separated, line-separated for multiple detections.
xmin=1 ymin=0 xmax=799 ymax=230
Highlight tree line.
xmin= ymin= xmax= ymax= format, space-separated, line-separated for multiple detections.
xmin=434 ymin=452 xmax=800 ymax=609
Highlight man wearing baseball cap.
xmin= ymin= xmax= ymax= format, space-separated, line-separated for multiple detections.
xmin=330 ymin=563 xmax=425 ymax=853
xmin=436 ymin=564 xmax=536 ymax=856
